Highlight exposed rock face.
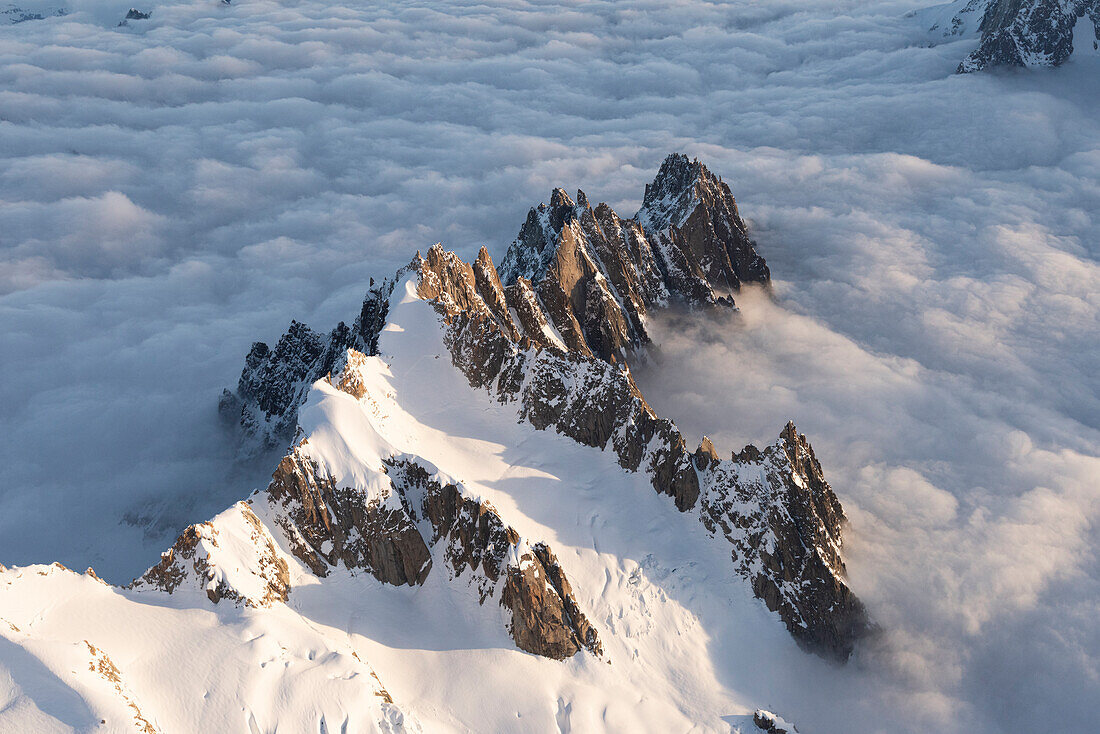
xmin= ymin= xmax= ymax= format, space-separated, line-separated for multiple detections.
xmin=700 ymin=423 xmax=869 ymax=660
xmin=131 ymin=502 xmax=290 ymax=607
xmin=266 ymin=443 xmax=432 ymax=585
xmin=955 ymin=0 xmax=1099 ymax=71
xmin=497 ymin=153 xmax=770 ymax=362
xmin=389 ymin=459 xmax=602 ymax=659
xmin=636 ymin=153 xmax=771 ymax=298
xmin=502 ymin=543 xmax=603 ymax=659
xmin=408 ymin=243 xmax=702 ymax=513
xmin=258 ymin=420 xmax=601 ymax=659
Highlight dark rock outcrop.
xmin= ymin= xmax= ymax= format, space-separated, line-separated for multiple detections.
xmin=219 ymin=301 xmax=391 ymax=453
xmin=117 ymin=8 xmax=151 ymax=26
xmin=636 ymin=153 xmax=771 ymax=296
xmin=700 ymin=422 xmax=869 ymax=661
xmin=924 ymin=0 xmax=994 ymax=40
xmin=219 ymin=319 xmax=354 ymax=453
xmin=753 ymin=710 xmax=797 ymax=734
xmin=956 ymin=0 xmax=1099 ymax=71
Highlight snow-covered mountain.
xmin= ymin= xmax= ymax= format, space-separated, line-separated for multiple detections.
xmin=921 ymin=0 xmax=1100 ymax=70
xmin=0 ymin=156 xmax=862 ymax=732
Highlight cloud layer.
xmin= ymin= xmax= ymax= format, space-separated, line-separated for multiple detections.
xmin=1 ymin=1 xmax=1098 ymax=732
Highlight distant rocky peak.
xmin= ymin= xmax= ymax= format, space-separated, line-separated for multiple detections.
xmin=547 ymin=187 xmax=595 ymax=211
xmin=640 ymin=152 xmax=721 ymax=227
xmin=950 ymin=0 xmax=1100 ymax=71
xmin=636 ymin=153 xmax=769 ymax=302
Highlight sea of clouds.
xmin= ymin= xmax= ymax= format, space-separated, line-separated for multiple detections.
xmin=1 ymin=0 xmax=1098 ymax=732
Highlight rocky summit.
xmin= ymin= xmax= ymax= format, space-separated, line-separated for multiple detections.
xmin=498 ymin=152 xmax=770 ymax=363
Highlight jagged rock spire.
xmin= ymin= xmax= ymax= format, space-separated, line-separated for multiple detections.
xmin=641 ymin=152 xmax=714 ymax=219
xmin=636 ymin=153 xmax=770 ymax=297
xmin=497 ymin=153 xmax=770 ymax=365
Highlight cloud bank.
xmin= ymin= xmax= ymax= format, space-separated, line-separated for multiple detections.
xmin=1 ymin=1 xmax=1098 ymax=732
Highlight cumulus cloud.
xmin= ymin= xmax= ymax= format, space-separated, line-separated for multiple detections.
xmin=1 ymin=1 xmax=1098 ymax=732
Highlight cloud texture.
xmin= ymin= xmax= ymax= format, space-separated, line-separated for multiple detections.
xmin=1 ymin=1 xmax=1098 ymax=732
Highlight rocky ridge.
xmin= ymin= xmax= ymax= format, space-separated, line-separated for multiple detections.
xmin=213 ymin=154 xmax=867 ymax=661
xmin=221 ymin=154 xmax=772 ymax=454
xmin=407 ymin=242 xmax=867 ymax=660
xmin=130 ymin=501 xmax=290 ymax=607
xmin=2 ymin=4 xmax=67 ymax=23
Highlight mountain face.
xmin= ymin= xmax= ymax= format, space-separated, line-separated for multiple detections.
xmin=2 ymin=4 xmax=67 ymax=23
xmin=932 ymin=0 xmax=1100 ymax=71
xmin=407 ymin=243 xmax=864 ymax=659
xmin=0 ymin=155 xmax=864 ymax=732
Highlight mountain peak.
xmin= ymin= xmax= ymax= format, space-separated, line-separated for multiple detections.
xmin=641 ymin=152 xmax=715 ymax=210
xmin=549 ymin=187 xmax=574 ymax=208
xmin=636 ymin=153 xmax=770 ymax=296
xmin=494 ymin=155 xmax=770 ymax=363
